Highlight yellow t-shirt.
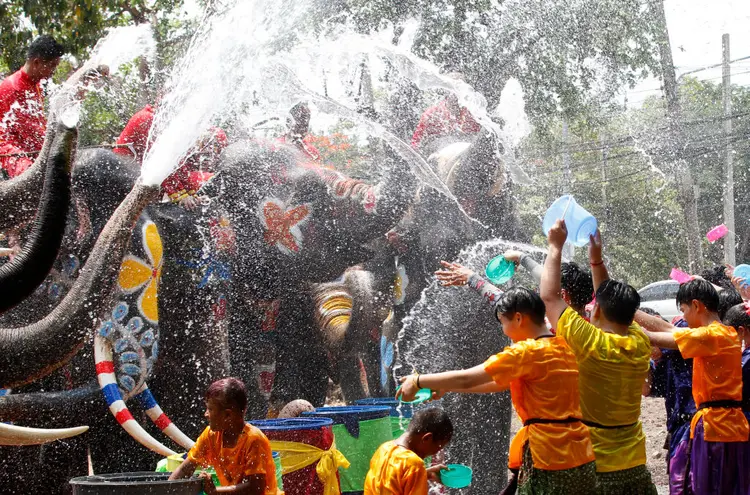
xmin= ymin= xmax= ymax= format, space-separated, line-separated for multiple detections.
xmin=483 ymin=336 xmax=595 ymax=470
xmin=364 ymin=441 xmax=428 ymax=495
xmin=188 ymin=423 xmax=278 ymax=493
xmin=674 ymin=321 xmax=749 ymax=442
xmin=556 ymin=307 xmax=650 ymax=472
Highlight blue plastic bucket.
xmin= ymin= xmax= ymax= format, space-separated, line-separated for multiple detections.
xmin=542 ymin=195 xmax=598 ymax=247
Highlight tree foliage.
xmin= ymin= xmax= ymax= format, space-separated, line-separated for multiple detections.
xmin=319 ymin=0 xmax=661 ymax=125
xmin=0 ymin=1 xmax=184 ymax=73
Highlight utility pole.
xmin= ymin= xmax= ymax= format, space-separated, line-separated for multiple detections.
xmin=561 ymin=118 xmax=575 ymax=260
xmin=722 ymin=33 xmax=736 ymax=265
xmin=652 ymin=0 xmax=703 ymax=272
xmin=601 ymin=136 xmax=608 ymax=225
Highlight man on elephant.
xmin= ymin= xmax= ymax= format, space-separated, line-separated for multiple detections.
xmin=114 ymin=104 xmax=228 ymax=207
xmin=0 ymin=35 xmax=65 ymax=178
xmin=277 ymin=102 xmax=320 ymax=162
xmin=410 ymin=93 xmax=480 ymax=152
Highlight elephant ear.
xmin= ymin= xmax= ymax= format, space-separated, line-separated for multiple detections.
xmin=99 ymin=212 xmax=161 ymax=399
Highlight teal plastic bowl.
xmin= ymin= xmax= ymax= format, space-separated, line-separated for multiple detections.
xmin=485 ymin=255 xmax=515 ymax=285
xmin=440 ymin=463 xmax=473 ymax=488
xmin=396 ymin=386 xmax=433 ymax=404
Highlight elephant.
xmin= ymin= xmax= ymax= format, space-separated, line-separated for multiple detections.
xmin=0 ymin=134 xmax=420 ymax=491
xmin=306 ymin=128 xmax=521 ymax=495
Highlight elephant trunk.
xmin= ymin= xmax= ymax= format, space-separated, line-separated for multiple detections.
xmin=0 ymin=122 xmax=59 ymax=231
xmin=0 ymin=383 xmax=100 ymax=423
xmin=0 ymin=123 xmax=77 ymax=314
xmin=0 ymin=182 xmax=160 ymax=389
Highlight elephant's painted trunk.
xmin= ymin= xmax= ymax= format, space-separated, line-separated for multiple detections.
xmin=0 ymin=123 xmax=77 ymax=314
xmin=0 ymin=182 xmax=161 ymax=389
xmin=0 ymin=122 xmax=59 ymax=231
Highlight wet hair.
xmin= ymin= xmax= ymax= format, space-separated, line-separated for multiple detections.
xmin=407 ymin=407 xmax=453 ymax=443
xmin=719 ymin=289 xmax=743 ymax=321
xmin=700 ymin=265 xmax=734 ymax=291
xmin=595 ymin=279 xmax=640 ymax=326
xmin=676 ymin=279 xmax=719 ymax=313
xmin=205 ymin=377 xmax=248 ymax=413
xmin=722 ymin=303 xmax=750 ymax=331
xmin=290 ymin=102 xmax=310 ymax=124
xmin=495 ymin=287 xmax=546 ymax=325
xmin=561 ymin=262 xmax=594 ymax=309
xmin=27 ymin=35 xmax=64 ymax=61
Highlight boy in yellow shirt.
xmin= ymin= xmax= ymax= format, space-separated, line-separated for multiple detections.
xmin=364 ymin=408 xmax=452 ymax=495
xmin=540 ymin=220 xmax=656 ymax=494
xmin=170 ymin=377 xmax=278 ymax=495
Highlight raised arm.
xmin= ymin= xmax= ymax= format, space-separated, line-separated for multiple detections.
xmin=633 ymin=310 xmax=679 ymax=349
xmin=505 ymin=250 xmax=542 ymax=284
xmin=435 ymin=261 xmax=503 ymax=311
xmin=540 ymin=220 xmax=570 ymax=329
xmin=588 ymin=230 xmax=609 ymax=291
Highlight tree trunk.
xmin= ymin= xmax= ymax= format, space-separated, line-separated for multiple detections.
xmin=653 ymin=0 xmax=703 ymax=272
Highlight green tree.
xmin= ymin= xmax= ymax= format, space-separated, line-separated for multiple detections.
xmin=0 ymin=1 xmax=184 ymax=73
xmin=317 ymin=0 xmax=661 ymax=125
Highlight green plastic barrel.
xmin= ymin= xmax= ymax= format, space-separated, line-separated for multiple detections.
xmin=302 ymin=406 xmax=392 ymax=494
xmin=353 ymin=398 xmax=413 ymax=439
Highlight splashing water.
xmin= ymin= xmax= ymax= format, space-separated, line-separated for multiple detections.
xmin=49 ymin=24 xmax=156 ymax=125
xmin=395 ymin=237 xmax=545 ymax=378
xmin=140 ymin=0 xmax=528 ymax=202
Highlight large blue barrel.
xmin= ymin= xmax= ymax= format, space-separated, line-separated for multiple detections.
xmin=302 ymin=406 xmax=391 ymax=494
xmin=354 ymin=398 xmax=413 ymax=439
xmin=250 ymin=418 xmax=335 ymax=495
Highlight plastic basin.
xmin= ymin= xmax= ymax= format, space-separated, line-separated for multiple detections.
xmin=440 ymin=464 xmax=473 ymax=489
xmin=70 ymin=472 xmax=203 ymax=494
xmin=485 ymin=255 xmax=515 ymax=285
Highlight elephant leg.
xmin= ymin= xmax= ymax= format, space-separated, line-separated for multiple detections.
xmin=88 ymin=406 xmax=159 ymax=473
xmin=362 ymin=335 xmax=384 ymax=397
xmin=336 ymin=353 xmax=366 ymax=402
xmin=272 ymin=292 xmax=328 ymax=408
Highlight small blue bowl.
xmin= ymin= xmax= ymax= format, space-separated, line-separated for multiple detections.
xmin=440 ymin=463 xmax=472 ymax=488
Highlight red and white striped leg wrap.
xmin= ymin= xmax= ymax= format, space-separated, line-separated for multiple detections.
xmin=94 ymin=335 xmax=176 ymax=456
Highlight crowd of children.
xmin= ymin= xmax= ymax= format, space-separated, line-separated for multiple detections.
xmin=170 ymin=218 xmax=750 ymax=495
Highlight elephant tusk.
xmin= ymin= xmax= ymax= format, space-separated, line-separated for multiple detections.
xmin=0 ymin=422 xmax=89 ymax=446
xmin=94 ymin=335 xmax=176 ymax=457
xmin=133 ymin=385 xmax=195 ymax=451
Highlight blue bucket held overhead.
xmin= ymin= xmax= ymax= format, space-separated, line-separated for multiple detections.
xmin=542 ymin=195 xmax=598 ymax=247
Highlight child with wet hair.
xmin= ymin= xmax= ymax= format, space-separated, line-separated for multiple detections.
xmin=398 ymin=287 xmax=597 ymax=494
xmin=541 ymin=220 xmax=656 ymax=494
xmin=364 ymin=407 xmax=452 ymax=495
xmin=718 ymin=287 xmax=743 ymax=321
xmin=170 ymin=377 xmax=278 ymax=495
xmin=503 ymin=251 xmax=594 ymax=316
xmin=723 ymin=303 xmax=750 ymax=412
xmin=636 ymin=280 xmax=750 ymax=494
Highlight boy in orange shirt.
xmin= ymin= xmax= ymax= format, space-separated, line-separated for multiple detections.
xmin=364 ymin=408 xmax=452 ymax=495
xmin=398 ymin=287 xmax=596 ymax=494
xmin=170 ymin=377 xmax=278 ymax=495
xmin=636 ymin=279 xmax=750 ymax=495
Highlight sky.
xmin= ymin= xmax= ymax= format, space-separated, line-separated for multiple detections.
xmin=626 ymin=0 xmax=750 ymax=106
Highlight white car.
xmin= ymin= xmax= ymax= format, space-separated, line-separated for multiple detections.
xmin=638 ymin=280 xmax=681 ymax=321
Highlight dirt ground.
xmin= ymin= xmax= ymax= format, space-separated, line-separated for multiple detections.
xmin=509 ymin=395 xmax=669 ymax=491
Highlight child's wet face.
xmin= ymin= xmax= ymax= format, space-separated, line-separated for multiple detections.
xmin=205 ymin=398 xmax=228 ymax=431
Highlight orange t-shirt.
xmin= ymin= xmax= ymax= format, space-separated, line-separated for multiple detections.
xmin=364 ymin=441 xmax=428 ymax=495
xmin=483 ymin=336 xmax=595 ymax=470
xmin=188 ymin=423 xmax=278 ymax=492
xmin=674 ymin=322 xmax=750 ymax=442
